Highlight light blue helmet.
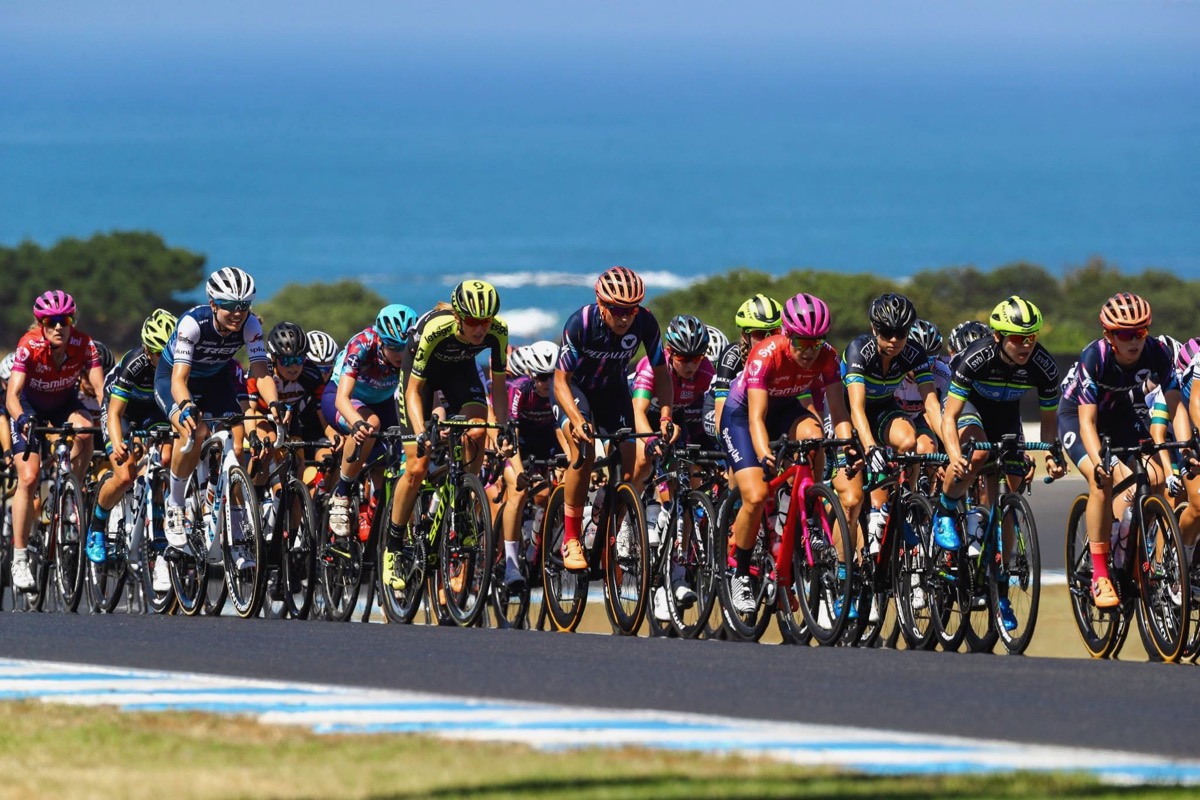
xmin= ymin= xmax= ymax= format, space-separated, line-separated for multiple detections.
xmin=374 ymin=304 xmax=417 ymax=348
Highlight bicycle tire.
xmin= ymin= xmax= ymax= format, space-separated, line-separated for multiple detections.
xmin=1134 ymin=493 xmax=1189 ymax=662
xmin=1063 ymin=493 xmax=1122 ymax=658
xmin=170 ymin=474 xmax=210 ymax=616
xmin=488 ymin=500 xmax=532 ymax=630
xmin=602 ymin=482 xmax=649 ymax=635
xmin=91 ymin=485 xmax=130 ymax=614
xmin=929 ymin=511 xmax=969 ymax=652
xmin=1171 ymin=502 xmax=1200 ymax=662
xmin=220 ymin=466 xmax=265 ymax=618
xmin=795 ymin=482 xmax=853 ymax=646
xmin=893 ymin=494 xmax=937 ymax=651
xmin=378 ymin=486 xmax=432 ymax=625
xmin=988 ymin=492 xmax=1041 ymax=654
xmin=53 ymin=472 xmax=86 ymax=612
xmin=279 ymin=477 xmax=319 ymax=619
xmin=438 ymin=473 xmax=495 ymax=627
xmin=961 ymin=553 xmax=999 ymax=654
xmin=715 ymin=486 xmax=773 ymax=642
xmin=541 ymin=485 xmax=587 ymax=631
xmin=663 ymin=490 xmax=719 ymax=639
xmin=320 ymin=489 xmax=363 ymax=622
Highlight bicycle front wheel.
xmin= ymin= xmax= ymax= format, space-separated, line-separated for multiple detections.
xmin=222 ymin=466 xmax=265 ymax=619
xmin=89 ymin=486 xmax=130 ymax=614
xmin=319 ymin=491 xmax=363 ymax=622
xmin=893 ymin=494 xmax=937 ymax=651
xmin=716 ymin=487 xmax=772 ymax=642
xmin=53 ymin=473 xmax=86 ymax=612
xmin=604 ymin=482 xmax=650 ymax=635
xmin=377 ymin=487 xmax=429 ymax=625
xmin=988 ymin=493 xmax=1041 ymax=654
xmin=171 ymin=477 xmax=210 ymax=617
xmin=1135 ymin=494 xmax=1189 ymax=662
xmin=795 ymin=483 xmax=853 ymax=646
xmin=438 ymin=474 xmax=495 ymax=627
xmin=663 ymin=490 xmax=719 ymax=639
xmin=1064 ymin=493 xmax=1123 ymax=658
xmin=280 ymin=478 xmax=319 ymax=619
xmin=541 ymin=485 xmax=587 ymax=631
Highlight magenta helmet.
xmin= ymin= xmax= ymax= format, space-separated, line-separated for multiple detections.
xmin=33 ymin=290 xmax=76 ymax=320
xmin=782 ymin=293 xmax=831 ymax=337
xmin=1178 ymin=336 xmax=1200 ymax=372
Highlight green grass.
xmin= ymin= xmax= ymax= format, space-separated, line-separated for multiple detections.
xmin=0 ymin=701 xmax=1191 ymax=799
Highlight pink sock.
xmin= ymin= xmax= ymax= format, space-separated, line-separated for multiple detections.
xmin=1090 ymin=542 xmax=1111 ymax=583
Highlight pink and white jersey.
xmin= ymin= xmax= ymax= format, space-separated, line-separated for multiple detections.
xmin=725 ymin=335 xmax=841 ymax=413
xmin=11 ymin=329 xmax=101 ymax=410
xmin=631 ymin=355 xmax=714 ymax=412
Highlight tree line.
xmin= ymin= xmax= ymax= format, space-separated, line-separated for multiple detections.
xmin=647 ymin=259 xmax=1200 ymax=354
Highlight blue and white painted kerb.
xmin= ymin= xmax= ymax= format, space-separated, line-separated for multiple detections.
xmin=1 ymin=658 xmax=1196 ymax=784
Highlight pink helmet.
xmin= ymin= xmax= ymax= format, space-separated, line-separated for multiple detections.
xmin=33 ymin=290 xmax=76 ymax=320
xmin=781 ymin=293 xmax=830 ymax=337
xmin=1177 ymin=336 xmax=1200 ymax=372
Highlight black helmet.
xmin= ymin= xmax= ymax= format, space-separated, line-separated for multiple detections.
xmin=664 ymin=314 xmax=710 ymax=357
xmin=266 ymin=321 xmax=309 ymax=358
xmin=868 ymin=293 xmax=917 ymax=331
xmin=92 ymin=340 xmax=115 ymax=373
xmin=909 ymin=320 xmax=942 ymax=358
xmin=948 ymin=320 xmax=991 ymax=354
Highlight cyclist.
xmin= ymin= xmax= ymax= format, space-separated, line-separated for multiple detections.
xmin=87 ymin=310 xmax=178 ymax=582
xmin=498 ymin=340 xmax=561 ymax=589
xmin=6 ymin=290 xmax=105 ymax=591
xmin=719 ymin=292 xmax=854 ymax=614
xmin=157 ymin=268 xmax=283 ymax=568
xmin=321 ymin=304 xmax=417 ymax=574
xmin=844 ymin=294 xmax=942 ymax=556
xmin=1060 ymin=294 xmax=1184 ymax=609
xmin=554 ymin=266 xmax=674 ymax=572
xmin=947 ymin=320 xmax=991 ymax=360
xmin=0 ymin=353 xmax=14 ymax=467
xmin=384 ymin=281 xmax=511 ymax=590
xmin=633 ymin=314 xmax=717 ymax=620
xmin=305 ymin=330 xmax=339 ymax=382
xmin=938 ymin=296 xmax=1065 ymax=627
xmin=894 ymin=319 xmax=952 ymax=460
xmin=705 ymin=324 xmax=730 ymax=368
xmin=711 ymin=294 xmax=783 ymax=434
xmin=80 ymin=340 xmax=115 ymax=416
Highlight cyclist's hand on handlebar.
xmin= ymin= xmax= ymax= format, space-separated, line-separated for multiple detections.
xmin=351 ymin=418 xmax=375 ymax=444
xmin=658 ymin=416 xmax=676 ymax=443
xmin=569 ymin=418 xmax=592 ymax=446
xmin=867 ymin=446 xmax=889 ymax=475
xmin=496 ymin=423 xmax=517 ymax=457
xmin=174 ymin=401 xmax=198 ymax=436
xmin=15 ymin=413 xmax=32 ymax=438
xmin=1167 ymin=473 xmax=1184 ymax=498
xmin=758 ymin=451 xmax=777 ymax=475
xmin=269 ymin=400 xmax=291 ymax=426
xmin=415 ymin=431 xmax=431 ymax=458
xmin=948 ymin=453 xmax=970 ymax=482
xmin=111 ymin=438 xmax=129 ymax=466
xmin=1044 ymin=452 xmax=1066 ymax=480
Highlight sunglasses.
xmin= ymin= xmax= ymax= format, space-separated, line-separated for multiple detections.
xmin=789 ymin=336 xmax=825 ymax=352
xmin=460 ymin=315 xmax=493 ymax=328
xmin=214 ymin=300 xmax=252 ymax=312
xmin=603 ymin=302 xmax=640 ymax=319
xmin=42 ymin=315 xmax=74 ymax=328
xmin=532 ymin=372 xmax=553 ymax=382
xmin=672 ymin=352 xmax=706 ymax=364
xmin=1005 ymin=333 xmax=1038 ymax=346
xmin=1109 ymin=328 xmax=1149 ymax=342
xmin=875 ymin=326 xmax=908 ymax=341
xmin=277 ymin=355 xmax=305 ymax=367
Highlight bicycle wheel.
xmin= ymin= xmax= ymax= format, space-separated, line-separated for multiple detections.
xmin=274 ymin=479 xmax=317 ymax=619
xmin=893 ymin=494 xmax=937 ymax=651
xmin=602 ymin=482 xmax=649 ymax=635
xmin=929 ymin=512 xmax=969 ymax=652
xmin=377 ymin=487 xmax=430 ymax=625
xmin=319 ymin=490 xmax=363 ymax=622
xmin=987 ymin=493 xmax=1040 ymax=654
xmin=89 ymin=487 xmax=130 ymax=614
xmin=53 ymin=473 xmax=86 ymax=612
xmin=171 ymin=478 xmax=210 ymax=616
xmin=541 ymin=485 xmax=587 ymax=631
xmin=220 ymin=466 xmax=265 ymax=618
xmin=795 ymin=483 xmax=853 ymax=646
xmin=663 ymin=490 xmax=719 ymax=639
xmin=488 ymin=501 xmax=532 ymax=630
xmin=1135 ymin=494 xmax=1189 ymax=662
xmin=716 ymin=487 xmax=773 ymax=642
xmin=438 ymin=474 xmax=495 ymax=627
xmin=1063 ymin=493 xmax=1121 ymax=658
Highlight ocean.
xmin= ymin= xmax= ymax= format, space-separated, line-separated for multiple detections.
xmin=2 ymin=33 xmax=1197 ymax=341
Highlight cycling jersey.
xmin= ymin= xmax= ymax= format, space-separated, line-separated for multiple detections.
xmin=105 ymin=348 xmax=161 ymax=419
xmin=161 ymin=307 xmax=267 ymax=378
xmin=631 ymin=355 xmax=714 ymax=415
xmin=1059 ymin=337 xmax=1176 ymax=414
xmin=557 ymin=304 xmax=665 ymax=391
xmin=330 ymin=327 xmax=402 ymax=405
xmin=10 ymin=328 xmax=101 ymax=414
xmin=406 ymin=309 xmax=508 ymax=379
xmin=723 ymin=335 xmax=841 ymax=414
xmin=711 ymin=342 xmax=746 ymax=400
xmin=508 ymin=376 xmax=555 ymax=434
xmin=842 ymin=335 xmax=933 ymax=400
xmin=247 ymin=363 xmax=325 ymax=414
xmin=946 ymin=337 xmax=1060 ymax=415
xmin=895 ymin=358 xmax=952 ymax=418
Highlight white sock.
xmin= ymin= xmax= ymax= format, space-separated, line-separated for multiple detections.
xmin=504 ymin=540 xmax=519 ymax=569
xmin=13 ymin=547 xmax=26 ymax=562
xmin=169 ymin=471 xmax=187 ymax=507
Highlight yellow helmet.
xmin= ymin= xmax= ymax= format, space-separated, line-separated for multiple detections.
xmin=141 ymin=308 xmax=178 ymax=353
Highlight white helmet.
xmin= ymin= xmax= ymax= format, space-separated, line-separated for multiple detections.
xmin=206 ymin=267 xmax=257 ymax=304
xmin=523 ymin=340 xmax=559 ymax=376
xmin=306 ymin=330 xmax=338 ymax=366
xmin=506 ymin=346 xmax=528 ymax=378
xmin=705 ymin=324 xmax=730 ymax=364
xmin=0 ymin=352 xmax=15 ymax=382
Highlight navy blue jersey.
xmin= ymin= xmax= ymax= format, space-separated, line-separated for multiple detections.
xmin=1060 ymin=337 xmax=1176 ymax=414
xmin=162 ymin=306 xmax=267 ymax=379
xmin=557 ymin=304 xmax=665 ymax=392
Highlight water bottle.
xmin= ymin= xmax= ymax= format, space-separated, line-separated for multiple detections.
xmin=261 ymin=495 xmax=277 ymax=541
xmin=424 ymin=492 xmax=441 ymax=522
xmin=583 ymin=487 xmax=605 ymax=549
xmin=868 ymin=503 xmax=888 ymax=555
xmin=772 ymin=491 xmax=791 ymax=537
xmin=652 ymin=501 xmax=673 ymax=547
xmin=1110 ymin=507 xmax=1133 ymax=569
xmin=965 ymin=506 xmax=986 ymax=557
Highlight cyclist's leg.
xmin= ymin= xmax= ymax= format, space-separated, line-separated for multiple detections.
xmin=65 ymin=403 xmax=96 ymax=483
xmin=9 ymin=427 xmax=40 ymax=585
xmin=551 ymin=381 xmax=596 ymax=567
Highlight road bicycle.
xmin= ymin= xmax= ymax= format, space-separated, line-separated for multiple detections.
xmin=85 ymin=426 xmax=176 ymax=614
xmin=930 ymin=435 xmax=1058 ymax=655
xmin=170 ymin=415 xmax=266 ymax=619
xmin=1065 ymin=435 xmax=1192 ymax=662
xmin=717 ymin=435 xmax=854 ymax=645
xmin=378 ymin=416 xmax=501 ymax=627
xmin=15 ymin=421 xmax=100 ymax=612
xmin=541 ymin=426 xmax=656 ymax=634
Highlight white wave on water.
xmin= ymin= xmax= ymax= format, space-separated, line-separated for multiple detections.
xmin=439 ymin=270 xmax=701 ymax=290
xmin=502 ymin=308 xmax=560 ymax=339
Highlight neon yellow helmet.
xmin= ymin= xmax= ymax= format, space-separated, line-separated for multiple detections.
xmin=451 ymin=280 xmax=501 ymax=319
xmin=734 ymin=294 xmax=783 ymax=332
xmin=989 ymin=295 xmax=1043 ymax=335
xmin=141 ymin=308 xmax=177 ymax=353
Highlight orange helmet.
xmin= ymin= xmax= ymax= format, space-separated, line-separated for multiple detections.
xmin=595 ymin=266 xmax=645 ymax=307
xmin=1099 ymin=292 xmax=1152 ymax=331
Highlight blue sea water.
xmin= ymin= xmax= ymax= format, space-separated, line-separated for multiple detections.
xmin=1 ymin=31 xmax=1198 ymax=340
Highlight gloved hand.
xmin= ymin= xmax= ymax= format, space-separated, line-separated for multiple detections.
xmin=867 ymin=446 xmax=889 ymax=474
xmin=1166 ymin=474 xmax=1183 ymax=498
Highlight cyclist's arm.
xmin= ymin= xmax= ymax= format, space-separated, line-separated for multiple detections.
xmin=747 ymin=387 xmax=771 ymax=464
xmin=169 ymin=360 xmax=193 ymax=409
xmin=631 ymin=393 xmax=654 ymax=435
xmin=489 ymin=371 xmax=508 ymax=426
xmin=1160 ymin=388 xmax=1185 ymax=476
xmin=248 ymin=361 xmax=279 ymax=407
xmin=940 ymin=393 xmax=965 ymax=464
xmin=652 ymin=364 xmax=673 ymax=428
xmin=1077 ymin=402 xmax=1104 ymax=474
xmin=334 ymin=374 xmax=366 ymax=430
xmin=405 ymin=374 xmax=429 ymax=437
xmin=824 ymin=382 xmax=853 ymax=440
xmin=845 ymin=381 xmax=875 ymax=450
xmin=6 ymin=369 xmax=29 ymax=421
xmin=920 ymin=382 xmax=943 ymax=443
xmin=553 ymin=368 xmax=585 ymax=431
xmin=106 ymin=394 xmax=128 ymax=450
